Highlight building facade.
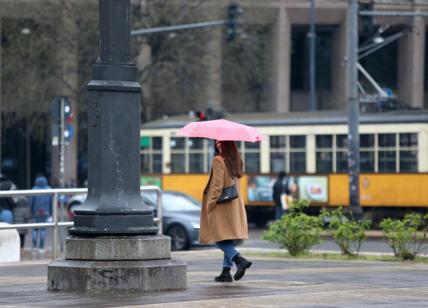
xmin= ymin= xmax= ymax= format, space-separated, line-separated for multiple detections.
xmin=0 ymin=0 xmax=427 ymax=187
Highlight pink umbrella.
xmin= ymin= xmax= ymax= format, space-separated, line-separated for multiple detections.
xmin=178 ymin=119 xmax=264 ymax=142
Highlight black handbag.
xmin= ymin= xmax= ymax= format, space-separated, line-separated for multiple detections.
xmin=217 ymin=181 xmax=238 ymax=204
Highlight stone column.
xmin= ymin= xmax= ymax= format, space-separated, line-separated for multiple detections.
xmin=205 ymin=26 xmax=223 ymax=110
xmin=330 ymin=16 xmax=348 ymax=110
xmin=398 ymin=16 xmax=426 ymax=109
xmin=272 ymin=2 xmax=291 ymax=112
xmin=137 ymin=42 xmax=153 ymax=120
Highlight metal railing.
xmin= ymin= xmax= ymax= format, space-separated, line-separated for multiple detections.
xmin=0 ymin=186 xmax=162 ymax=261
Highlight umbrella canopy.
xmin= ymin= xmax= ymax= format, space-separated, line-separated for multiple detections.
xmin=178 ymin=119 xmax=264 ymax=142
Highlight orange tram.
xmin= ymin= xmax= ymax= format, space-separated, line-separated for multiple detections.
xmin=140 ymin=110 xmax=428 ymax=226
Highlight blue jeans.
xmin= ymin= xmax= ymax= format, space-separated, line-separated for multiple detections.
xmin=216 ymin=240 xmax=239 ymax=268
xmin=32 ymin=216 xmax=48 ymax=249
xmin=0 ymin=209 xmax=13 ymax=223
xmin=275 ymin=206 xmax=283 ymax=220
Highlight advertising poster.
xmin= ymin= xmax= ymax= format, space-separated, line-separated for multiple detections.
xmin=247 ymin=175 xmax=328 ymax=204
xmin=297 ymin=176 xmax=328 ymax=203
xmin=140 ymin=176 xmax=162 ymax=188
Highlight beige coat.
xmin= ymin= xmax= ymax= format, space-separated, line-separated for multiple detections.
xmin=199 ymin=155 xmax=249 ymax=244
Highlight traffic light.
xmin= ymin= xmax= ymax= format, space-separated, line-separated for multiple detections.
xmin=225 ymin=2 xmax=243 ymax=42
xmin=50 ymin=96 xmax=73 ymax=145
xmin=196 ymin=111 xmax=207 ymax=121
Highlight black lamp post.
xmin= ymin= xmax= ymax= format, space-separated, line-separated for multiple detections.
xmin=70 ymin=0 xmax=157 ymax=235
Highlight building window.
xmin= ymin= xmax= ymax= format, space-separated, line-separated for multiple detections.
xmin=140 ymin=136 xmax=163 ymax=173
xmin=270 ymin=135 xmax=306 ymax=173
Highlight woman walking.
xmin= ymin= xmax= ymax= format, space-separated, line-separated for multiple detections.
xmin=199 ymin=140 xmax=252 ymax=282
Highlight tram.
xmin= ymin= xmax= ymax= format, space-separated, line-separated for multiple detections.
xmin=140 ymin=110 xmax=428 ymax=226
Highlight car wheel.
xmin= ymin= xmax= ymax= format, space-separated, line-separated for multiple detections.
xmin=166 ymin=224 xmax=190 ymax=251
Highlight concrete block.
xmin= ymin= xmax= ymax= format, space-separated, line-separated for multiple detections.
xmin=65 ymin=235 xmax=171 ymax=261
xmin=0 ymin=223 xmax=20 ymax=263
xmin=48 ymin=258 xmax=187 ymax=293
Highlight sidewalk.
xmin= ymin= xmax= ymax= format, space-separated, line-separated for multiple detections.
xmin=1 ymin=249 xmax=428 ymax=307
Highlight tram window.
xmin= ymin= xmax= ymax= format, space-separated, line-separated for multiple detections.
xmin=360 ymin=151 xmax=375 ymax=172
xmin=316 ymin=152 xmax=333 ymax=173
xmin=152 ymin=137 xmax=162 ymax=150
xmin=188 ymin=138 xmax=203 ymax=149
xmin=244 ymin=142 xmax=260 ymax=173
xmin=379 ymin=134 xmax=396 ymax=147
xmin=141 ymin=153 xmax=150 ymax=173
xmin=360 ymin=134 xmax=374 ymax=148
xmin=245 ymin=153 xmax=260 ymax=173
xmin=378 ymin=151 xmax=395 ymax=172
xmin=399 ymin=133 xmax=417 ymax=147
xmin=290 ymin=152 xmax=306 ymax=173
xmin=316 ymin=135 xmax=332 ymax=148
xmin=189 ymin=153 xmax=204 ymax=173
xmin=245 ymin=141 xmax=259 ymax=149
xmin=400 ymin=151 xmax=417 ymax=172
xmin=271 ymin=153 xmax=286 ymax=173
xmin=171 ymin=137 xmax=185 ymax=149
xmin=153 ymin=154 xmax=162 ymax=173
xmin=290 ymin=136 xmax=306 ymax=148
xmin=171 ymin=154 xmax=185 ymax=173
xmin=141 ymin=136 xmax=163 ymax=173
xmin=336 ymin=151 xmax=348 ymax=172
xmin=270 ymin=136 xmax=286 ymax=149
xmin=336 ymin=135 xmax=348 ymax=148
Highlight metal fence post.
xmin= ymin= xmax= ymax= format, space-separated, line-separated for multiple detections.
xmin=52 ymin=193 xmax=58 ymax=261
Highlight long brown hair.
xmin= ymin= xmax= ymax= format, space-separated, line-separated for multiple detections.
xmin=218 ymin=141 xmax=244 ymax=178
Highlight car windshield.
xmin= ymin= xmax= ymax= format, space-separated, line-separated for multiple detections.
xmin=162 ymin=193 xmax=201 ymax=212
xmin=143 ymin=191 xmax=201 ymax=212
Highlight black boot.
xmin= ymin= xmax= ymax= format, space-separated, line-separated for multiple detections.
xmin=214 ymin=267 xmax=233 ymax=282
xmin=232 ymin=254 xmax=252 ymax=281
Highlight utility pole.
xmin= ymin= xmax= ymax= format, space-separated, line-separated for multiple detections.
xmin=308 ymin=0 xmax=316 ymax=111
xmin=346 ymin=0 xmax=363 ymax=219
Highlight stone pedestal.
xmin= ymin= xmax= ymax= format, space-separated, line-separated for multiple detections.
xmin=0 ymin=223 xmax=20 ymax=263
xmin=48 ymin=235 xmax=186 ymax=293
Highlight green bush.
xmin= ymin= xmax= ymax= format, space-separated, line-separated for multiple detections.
xmin=262 ymin=199 xmax=323 ymax=256
xmin=321 ymin=207 xmax=371 ymax=256
xmin=380 ymin=213 xmax=428 ymax=260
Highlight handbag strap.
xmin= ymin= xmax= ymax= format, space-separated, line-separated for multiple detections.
xmin=223 ymin=159 xmax=237 ymax=185
xmin=205 ymin=157 xmax=236 ymax=191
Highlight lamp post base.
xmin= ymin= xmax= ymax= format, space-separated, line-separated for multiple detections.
xmin=48 ymin=235 xmax=187 ymax=293
xmin=69 ymin=211 xmax=158 ymax=236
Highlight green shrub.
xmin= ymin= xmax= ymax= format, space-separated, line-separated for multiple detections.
xmin=380 ymin=213 xmax=428 ymax=260
xmin=262 ymin=199 xmax=323 ymax=256
xmin=321 ymin=207 xmax=371 ymax=256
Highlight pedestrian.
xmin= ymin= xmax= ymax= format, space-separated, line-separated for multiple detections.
xmin=30 ymin=175 xmax=52 ymax=253
xmin=272 ymin=171 xmax=291 ymax=220
xmin=199 ymin=140 xmax=252 ymax=283
xmin=0 ymin=177 xmax=15 ymax=224
xmin=13 ymin=196 xmax=31 ymax=248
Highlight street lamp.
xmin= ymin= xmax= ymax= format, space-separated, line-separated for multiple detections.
xmin=69 ymin=0 xmax=157 ymax=235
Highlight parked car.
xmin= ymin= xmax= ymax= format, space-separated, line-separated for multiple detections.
xmin=67 ymin=190 xmax=201 ymax=251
